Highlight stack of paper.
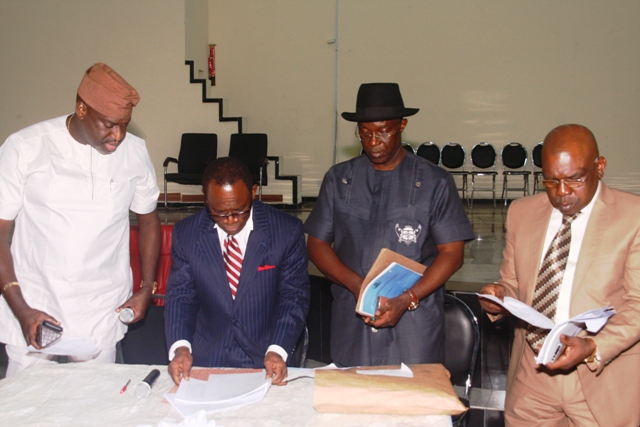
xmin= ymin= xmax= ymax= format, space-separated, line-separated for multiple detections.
xmin=165 ymin=370 xmax=271 ymax=417
xmin=478 ymin=294 xmax=615 ymax=364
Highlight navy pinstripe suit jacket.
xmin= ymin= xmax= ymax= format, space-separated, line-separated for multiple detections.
xmin=164 ymin=201 xmax=310 ymax=368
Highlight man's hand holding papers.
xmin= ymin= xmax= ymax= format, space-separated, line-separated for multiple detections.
xmin=477 ymin=293 xmax=615 ymax=365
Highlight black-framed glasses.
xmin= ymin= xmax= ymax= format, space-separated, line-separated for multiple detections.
xmin=542 ymin=157 xmax=601 ymax=189
xmin=355 ymin=125 xmax=400 ymax=143
xmin=207 ymin=203 xmax=252 ymax=222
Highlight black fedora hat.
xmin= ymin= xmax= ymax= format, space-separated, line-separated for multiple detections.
xmin=341 ymin=83 xmax=419 ymax=122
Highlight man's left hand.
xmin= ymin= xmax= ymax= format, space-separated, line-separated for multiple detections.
xmin=364 ymin=292 xmax=411 ymax=328
xmin=264 ymin=351 xmax=288 ymax=386
xmin=545 ymin=335 xmax=596 ymax=371
xmin=116 ymin=287 xmax=152 ymax=323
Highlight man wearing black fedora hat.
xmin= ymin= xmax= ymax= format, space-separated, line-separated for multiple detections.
xmin=305 ymin=83 xmax=474 ymax=366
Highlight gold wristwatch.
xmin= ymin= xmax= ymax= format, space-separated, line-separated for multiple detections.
xmin=141 ymin=281 xmax=158 ymax=295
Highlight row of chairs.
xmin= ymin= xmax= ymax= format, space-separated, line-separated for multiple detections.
xmin=406 ymin=141 xmax=544 ymax=206
xmin=163 ymin=133 xmax=269 ymax=208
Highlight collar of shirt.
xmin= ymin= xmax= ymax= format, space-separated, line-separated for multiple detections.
xmin=546 ymin=181 xmax=601 ymax=323
xmin=214 ymin=208 xmax=254 ymax=255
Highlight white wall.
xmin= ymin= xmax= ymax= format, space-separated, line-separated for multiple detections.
xmin=1 ymin=1 xmax=638 ymax=199
xmin=0 ymin=0 xmax=229 ymax=197
xmin=210 ymin=0 xmax=640 ymax=196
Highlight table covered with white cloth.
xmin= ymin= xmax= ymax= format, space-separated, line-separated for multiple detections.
xmin=0 ymin=363 xmax=452 ymax=427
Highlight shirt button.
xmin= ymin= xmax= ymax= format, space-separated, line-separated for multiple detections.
xmin=371 ymin=327 xmax=378 ymax=333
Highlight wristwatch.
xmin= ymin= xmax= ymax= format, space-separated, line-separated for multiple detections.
xmin=141 ymin=281 xmax=158 ymax=295
xmin=404 ymin=288 xmax=420 ymax=311
xmin=584 ymin=338 xmax=599 ymax=363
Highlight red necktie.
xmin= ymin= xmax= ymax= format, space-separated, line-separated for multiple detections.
xmin=223 ymin=235 xmax=243 ymax=299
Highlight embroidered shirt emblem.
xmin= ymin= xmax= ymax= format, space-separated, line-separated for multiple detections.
xmin=395 ymin=224 xmax=422 ymax=245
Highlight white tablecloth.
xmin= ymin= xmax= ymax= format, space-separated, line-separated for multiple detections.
xmin=0 ymin=363 xmax=452 ymax=427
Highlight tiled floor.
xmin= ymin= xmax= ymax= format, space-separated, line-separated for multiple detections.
xmin=0 ymin=200 xmax=510 ymax=426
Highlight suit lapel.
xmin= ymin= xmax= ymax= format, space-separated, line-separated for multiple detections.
xmin=570 ymin=185 xmax=610 ymax=307
xmin=234 ymin=202 xmax=270 ymax=305
xmin=195 ymin=210 xmax=234 ymax=305
xmin=525 ymin=198 xmax=553 ymax=305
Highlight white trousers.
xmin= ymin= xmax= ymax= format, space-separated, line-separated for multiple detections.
xmin=5 ymin=344 xmax=117 ymax=378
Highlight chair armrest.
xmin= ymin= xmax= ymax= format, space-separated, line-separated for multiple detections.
xmin=163 ymin=157 xmax=178 ymax=168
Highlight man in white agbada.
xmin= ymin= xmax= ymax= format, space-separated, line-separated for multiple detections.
xmin=0 ymin=63 xmax=161 ymax=376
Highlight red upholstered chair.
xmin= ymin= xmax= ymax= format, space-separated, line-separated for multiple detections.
xmin=129 ymin=224 xmax=173 ymax=306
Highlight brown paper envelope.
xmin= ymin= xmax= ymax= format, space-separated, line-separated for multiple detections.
xmin=313 ymin=364 xmax=466 ymax=416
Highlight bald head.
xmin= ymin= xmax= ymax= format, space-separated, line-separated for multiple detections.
xmin=543 ymin=124 xmax=599 ymax=162
xmin=541 ymin=124 xmax=606 ymax=215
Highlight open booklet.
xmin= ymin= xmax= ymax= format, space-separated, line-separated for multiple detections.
xmin=356 ymin=249 xmax=426 ymax=317
xmin=478 ymin=293 xmax=615 ymax=364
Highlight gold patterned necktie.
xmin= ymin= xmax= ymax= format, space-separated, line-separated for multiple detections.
xmin=526 ymin=213 xmax=580 ymax=354
xmin=224 ymin=235 xmax=243 ymax=300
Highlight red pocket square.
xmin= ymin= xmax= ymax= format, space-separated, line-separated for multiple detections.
xmin=257 ymin=265 xmax=276 ymax=271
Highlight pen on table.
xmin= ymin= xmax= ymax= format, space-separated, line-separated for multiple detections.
xmin=120 ymin=379 xmax=131 ymax=395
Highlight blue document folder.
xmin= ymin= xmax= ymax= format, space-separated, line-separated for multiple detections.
xmin=357 ymin=262 xmax=423 ymax=316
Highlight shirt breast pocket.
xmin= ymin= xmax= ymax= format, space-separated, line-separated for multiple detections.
xmin=108 ymin=179 xmax=136 ymax=217
xmin=385 ymin=206 xmax=427 ymax=258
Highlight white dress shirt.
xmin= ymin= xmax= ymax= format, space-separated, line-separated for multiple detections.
xmin=541 ymin=182 xmax=601 ymax=323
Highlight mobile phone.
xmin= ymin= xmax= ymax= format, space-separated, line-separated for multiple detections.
xmin=36 ymin=320 xmax=63 ymax=348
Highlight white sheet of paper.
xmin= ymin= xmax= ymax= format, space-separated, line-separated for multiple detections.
xmin=166 ymin=370 xmax=272 ymax=417
xmin=478 ymin=294 xmax=556 ymax=329
xmin=284 ymin=367 xmax=316 ymax=381
xmin=477 ymin=293 xmax=616 ymax=364
xmin=27 ymin=336 xmax=100 ymax=356
xmin=356 ymin=362 xmax=414 ymax=378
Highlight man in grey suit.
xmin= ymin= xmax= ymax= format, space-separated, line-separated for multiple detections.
xmin=165 ymin=157 xmax=310 ymax=386
xmin=479 ymin=124 xmax=640 ymax=426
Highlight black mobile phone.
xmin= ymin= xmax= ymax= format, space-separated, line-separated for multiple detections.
xmin=36 ymin=320 xmax=63 ymax=348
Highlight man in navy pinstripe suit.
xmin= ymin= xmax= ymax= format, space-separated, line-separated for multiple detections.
xmin=165 ymin=157 xmax=310 ymax=385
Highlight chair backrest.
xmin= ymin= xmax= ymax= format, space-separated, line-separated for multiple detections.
xmin=470 ymin=142 xmax=497 ymax=170
xmin=177 ymin=133 xmax=218 ymax=174
xmin=229 ymin=133 xmax=268 ymax=185
xmin=416 ymin=142 xmax=441 ymax=165
xmin=532 ymin=142 xmax=543 ymax=169
xmin=290 ymin=325 xmax=309 ymax=368
xmin=441 ymin=142 xmax=466 ymax=170
xmin=444 ymin=293 xmax=480 ymax=397
xmin=130 ymin=224 xmax=173 ymax=306
xmin=402 ymin=142 xmax=416 ymax=154
xmin=501 ymin=142 xmax=528 ymax=170
xmin=120 ymin=305 xmax=168 ymax=365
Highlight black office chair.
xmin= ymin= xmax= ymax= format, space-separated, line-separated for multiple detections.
xmin=444 ymin=293 xmax=480 ymax=427
xmin=120 ymin=305 xmax=168 ymax=365
xmin=416 ymin=142 xmax=441 ymax=165
xmin=441 ymin=142 xmax=469 ymax=203
xmin=290 ymin=325 xmax=309 ymax=368
xmin=229 ymin=133 xmax=269 ymax=201
xmin=470 ymin=142 xmax=498 ymax=207
xmin=163 ymin=133 xmax=218 ymax=208
xmin=501 ymin=142 xmax=531 ymax=205
xmin=532 ymin=142 xmax=544 ymax=193
xmin=402 ymin=142 xmax=416 ymax=154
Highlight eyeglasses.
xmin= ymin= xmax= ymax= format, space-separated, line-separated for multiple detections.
xmin=207 ymin=205 xmax=252 ymax=222
xmin=355 ymin=125 xmax=400 ymax=143
xmin=542 ymin=157 xmax=601 ymax=189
